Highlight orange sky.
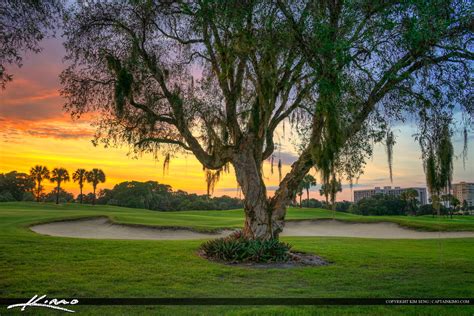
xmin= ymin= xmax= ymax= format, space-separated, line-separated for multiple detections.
xmin=1 ymin=38 xmax=473 ymax=201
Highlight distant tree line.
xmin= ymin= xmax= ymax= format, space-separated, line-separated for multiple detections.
xmin=291 ymin=198 xmax=352 ymax=213
xmin=96 ymin=181 xmax=242 ymax=211
xmin=1 ymin=166 xmax=106 ymax=204
xmin=349 ymin=193 xmax=471 ymax=216
xmin=0 ymin=169 xmax=242 ymax=211
xmin=30 ymin=166 xmax=106 ymax=204
xmin=294 ymin=174 xmax=348 ymax=213
xmin=2 ymin=168 xmax=470 ymax=215
xmin=350 ymin=194 xmax=408 ymax=216
xmin=0 ymin=171 xmax=35 ymax=202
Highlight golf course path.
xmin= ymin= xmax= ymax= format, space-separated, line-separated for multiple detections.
xmin=30 ymin=217 xmax=474 ymax=240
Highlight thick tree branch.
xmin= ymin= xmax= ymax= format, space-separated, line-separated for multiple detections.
xmin=135 ymin=137 xmax=191 ymax=151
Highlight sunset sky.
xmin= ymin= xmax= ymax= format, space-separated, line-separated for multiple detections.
xmin=1 ymin=37 xmax=473 ymax=201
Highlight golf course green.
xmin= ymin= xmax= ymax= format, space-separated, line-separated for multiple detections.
xmin=1 ymin=202 xmax=473 ymax=315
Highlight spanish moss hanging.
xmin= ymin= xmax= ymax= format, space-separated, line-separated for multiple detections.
xmin=278 ymin=159 xmax=282 ymax=183
xmin=385 ymin=130 xmax=396 ymax=183
xmin=270 ymin=155 xmax=274 ymax=174
xmin=462 ymin=127 xmax=468 ymax=169
xmin=204 ymin=163 xmax=230 ymax=197
xmin=163 ymin=153 xmax=170 ymax=176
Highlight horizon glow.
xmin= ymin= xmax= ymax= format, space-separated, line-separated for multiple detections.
xmin=1 ymin=38 xmax=473 ymax=201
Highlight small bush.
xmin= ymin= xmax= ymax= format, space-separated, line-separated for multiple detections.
xmin=200 ymin=232 xmax=292 ymax=263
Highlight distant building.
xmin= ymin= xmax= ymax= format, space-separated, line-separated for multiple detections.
xmin=452 ymin=182 xmax=474 ymax=207
xmin=354 ymin=186 xmax=427 ymax=205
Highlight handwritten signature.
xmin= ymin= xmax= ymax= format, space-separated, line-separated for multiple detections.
xmin=7 ymin=294 xmax=79 ymax=313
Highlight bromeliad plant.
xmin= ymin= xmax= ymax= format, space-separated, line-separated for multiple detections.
xmin=200 ymin=231 xmax=292 ymax=263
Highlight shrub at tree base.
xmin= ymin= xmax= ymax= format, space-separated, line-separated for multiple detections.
xmin=200 ymin=231 xmax=292 ymax=263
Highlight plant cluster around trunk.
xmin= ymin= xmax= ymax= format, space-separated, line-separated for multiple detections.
xmin=199 ymin=231 xmax=292 ymax=263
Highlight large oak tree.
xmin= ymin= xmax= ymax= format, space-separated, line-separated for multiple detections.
xmin=61 ymin=0 xmax=473 ymax=240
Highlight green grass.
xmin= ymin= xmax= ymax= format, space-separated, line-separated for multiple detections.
xmin=1 ymin=202 xmax=474 ymax=315
xmin=3 ymin=201 xmax=474 ymax=232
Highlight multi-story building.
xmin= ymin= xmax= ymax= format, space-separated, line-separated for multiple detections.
xmin=354 ymin=186 xmax=428 ymax=205
xmin=452 ymin=182 xmax=474 ymax=207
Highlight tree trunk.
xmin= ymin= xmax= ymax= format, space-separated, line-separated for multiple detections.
xmin=56 ymin=183 xmax=60 ymax=204
xmin=270 ymin=148 xmax=315 ymax=237
xmin=299 ymin=194 xmax=302 ymax=208
xmin=306 ymin=188 xmax=309 ymax=207
xmin=231 ymin=134 xmax=317 ymax=240
xmin=233 ymin=148 xmax=275 ymax=240
xmin=36 ymin=181 xmax=41 ymax=202
xmin=93 ymin=186 xmax=96 ymax=205
xmin=80 ymin=185 xmax=83 ymax=204
xmin=331 ymin=195 xmax=336 ymax=220
xmin=436 ymin=191 xmax=441 ymax=217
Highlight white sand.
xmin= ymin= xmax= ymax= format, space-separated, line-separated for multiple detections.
xmin=30 ymin=217 xmax=474 ymax=240
xmin=31 ymin=218 xmax=233 ymax=240
xmin=281 ymin=220 xmax=474 ymax=239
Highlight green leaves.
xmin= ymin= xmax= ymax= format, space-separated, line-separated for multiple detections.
xmin=200 ymin=233 xmax=292 ymax=263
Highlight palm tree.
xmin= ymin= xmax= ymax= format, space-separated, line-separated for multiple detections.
xmin=301 ymin=175 xmax=317 ymax=207
xmin=72 ymin=169 xmax=87 ymax=204
xmin=30 ymin=165 xmax=50 ymax=202
xmin=451 ymin=196 xmax=460 ymax=211
xmin=319 ymin=178 xmax=342 ymax=210
xmin=50 ymin=168 xmax=70 ymax=204
xmin=329 ymin=177 xmax=342 ymax=219
xmin=86 ymin=169 xmax=106 ymax=205
xmin=441 ymin=194 xmax=459 ymax=218
xmin=296 ymin=183 xmax=304 ymax=208
xmin=319 ymin=184 xmax=330 ymax=205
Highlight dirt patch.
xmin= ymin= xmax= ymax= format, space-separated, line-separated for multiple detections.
xmin=198 ymin=250 xmax=329 ymax=268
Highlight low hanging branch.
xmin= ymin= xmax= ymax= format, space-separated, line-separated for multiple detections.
xmin=462 ymin=127 xmax=469 ymax=169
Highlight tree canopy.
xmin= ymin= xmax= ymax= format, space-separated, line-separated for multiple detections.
xmin=72 ymin=168 xmax=88 ymax=203
xmin=0 ymin=0 xmax=61 ymax=87
xmin=50 ymin=167 xmax=70 ymax=204
xmin=61 ymin=0 xmax=473 ymax=239
xmin=97 ymin=180 xmax=242 ymax=211
xmin=30 ymin=165 xmax=50 ymax=202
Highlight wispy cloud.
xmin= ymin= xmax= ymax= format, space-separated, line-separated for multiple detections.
xmin=0 ymin=117 xmax=93 ymax=140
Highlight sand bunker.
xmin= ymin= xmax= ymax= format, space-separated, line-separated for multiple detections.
xmin=31 ymin=218 xmax=233 ymax=240
xmin=30 ymin=217 xmax=474 ymax=240
xmin=281 ymin=220 xmax=474 ymax=239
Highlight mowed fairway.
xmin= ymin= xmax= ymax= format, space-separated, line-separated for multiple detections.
xmin=1 ymin=202 xmax=474 ymax=315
